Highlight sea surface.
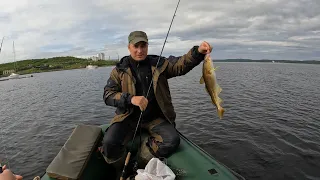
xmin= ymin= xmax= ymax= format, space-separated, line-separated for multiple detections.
xmin=0 ymin=62 xmax=319 ymax=180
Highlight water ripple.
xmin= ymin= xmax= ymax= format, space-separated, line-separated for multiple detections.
xmin=0 ymin=63 xmax=319 ymax=180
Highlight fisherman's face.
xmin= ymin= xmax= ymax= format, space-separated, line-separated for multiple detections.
xmin=128 ymin=41 xmax=148 ymax=61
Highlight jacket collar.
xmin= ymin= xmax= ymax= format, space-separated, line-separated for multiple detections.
xmin=116 ymin=55 xmax=166 ymax=72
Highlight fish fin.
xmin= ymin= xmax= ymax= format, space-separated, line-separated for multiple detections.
xmin=200 ymin=76 xmax=205 ymax=84
xmin=216 ymin=86 xmax=223 ymax=103
xmin=210 ymin=66 xmax=219 ymax=73
xmin=210 ymin=90 xmax=224 ymax=119
xmin=217 ymin=84 xmax=222 ymax=94
xmin=217 ymin=96 xmax=223 ymax=105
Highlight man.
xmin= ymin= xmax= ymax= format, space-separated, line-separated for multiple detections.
xmin=102 ymin=30 xmax=212 ymax=177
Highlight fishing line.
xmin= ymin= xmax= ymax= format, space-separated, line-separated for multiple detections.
xmin=120 ymin=0 xmax=181 ymax=179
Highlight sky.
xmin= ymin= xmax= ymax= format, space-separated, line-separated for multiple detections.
xmin=0 ymin=0 xmax=319 ymax=64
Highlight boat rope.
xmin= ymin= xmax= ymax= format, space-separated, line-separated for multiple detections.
xmin=120 ymin=0 xmax=181 ymax=179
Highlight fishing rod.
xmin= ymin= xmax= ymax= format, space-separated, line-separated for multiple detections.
xmin=119 ymin=0 xmax=181 ymax=179
xmin=0 ymin=36 xmax=11 ymax=175
xmin=0 ymin=123 xmax=11 ymax=174
xmin=0 ymin=36 xmax=4 ymax=54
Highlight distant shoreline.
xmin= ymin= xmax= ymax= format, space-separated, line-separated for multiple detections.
xmin=166 ymin=55 xmax=319 ymax=65
xmin=0 ymin=56 xmax=118 ymax=78
xmin=1 ymin=56 xmax=319 ymax=78
xmin=212 ymin=59 xmax=320 ymax=64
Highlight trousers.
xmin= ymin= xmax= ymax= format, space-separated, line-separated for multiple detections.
xmin=102 ymin=117 xmax=180 ymax=164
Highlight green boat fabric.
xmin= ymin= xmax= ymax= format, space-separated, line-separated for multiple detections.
xmin=41 ymin=124 xmax=245 ymax=180
xmin=46 ymin=124 xmax=102 ymax=180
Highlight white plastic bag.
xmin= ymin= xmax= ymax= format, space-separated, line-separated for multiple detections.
xmin=135 ymin=158 xmax=176 ymax=180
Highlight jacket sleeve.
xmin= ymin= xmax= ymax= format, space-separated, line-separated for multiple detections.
xmin=103 ymin=68 xmax=134 ymax=109
xmin=165 ymin=46 xmax=206 ymax=79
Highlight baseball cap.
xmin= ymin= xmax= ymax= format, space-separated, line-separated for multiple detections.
xmin=128 ymin=31 xmax=148 ymax=44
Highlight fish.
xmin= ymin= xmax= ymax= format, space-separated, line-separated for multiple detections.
xmin=200 ymin=54 xmax=225 ymax=119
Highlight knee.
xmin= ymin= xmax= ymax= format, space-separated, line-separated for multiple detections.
xmin=102 ymin=134 xmax=124 ymax=158
xmin=158 ymin=133 xmax=180 ymax=157
xmin=167 ymin=133 xmax=180 ymax=149
xmin=103 ymin=133 xmax=117 ymax=147
xmin=102 ymin=134 xmax=113 ymax=154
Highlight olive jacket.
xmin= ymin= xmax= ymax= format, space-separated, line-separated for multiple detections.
xmin=103 ymin=46 xmax=206 ymax=125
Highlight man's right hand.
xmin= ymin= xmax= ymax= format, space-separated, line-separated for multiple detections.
xmin=0 ymin=165 xmax=23 ymax=180
xmin=131 ymin=96 xmax=148 ymax=111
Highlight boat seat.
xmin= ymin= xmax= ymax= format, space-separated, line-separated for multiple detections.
xmin=46 ymin=124 xmax=102 ymax=180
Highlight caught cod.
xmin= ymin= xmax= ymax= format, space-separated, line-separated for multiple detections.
xmin=200 ymin=54 xmax=225 ymax=119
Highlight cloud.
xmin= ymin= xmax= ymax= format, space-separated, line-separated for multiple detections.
xmin=0 ymin=0 xmax=319 ymax=64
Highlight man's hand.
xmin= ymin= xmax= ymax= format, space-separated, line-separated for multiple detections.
xmin=198 ymin=41 xmax=213 ymax=54
xmin=0 ymin=165 xmax=23 ymax=180
xmin=131 ymin=96 xmax=148 ymax=111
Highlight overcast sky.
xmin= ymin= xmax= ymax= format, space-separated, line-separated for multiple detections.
xmin=0 ymin=0 xmax=319 ymax=63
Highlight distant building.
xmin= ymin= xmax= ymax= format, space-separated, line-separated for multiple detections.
xmin=91 ymin=56 xmax=98 ymax=61
xmin=2 ymin=69 xmax=15 ymax=75
xmin=98 ymin=53 xmax=105 ymax=60
xmin=90 ymin=52 xmax=105 ymax=61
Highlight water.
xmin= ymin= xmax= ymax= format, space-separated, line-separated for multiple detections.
xmin=0 ymin=62 xmax=319 ymax=180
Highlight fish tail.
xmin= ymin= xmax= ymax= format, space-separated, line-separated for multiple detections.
xmin=218 ymin=107 xmax=225 ymax=119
